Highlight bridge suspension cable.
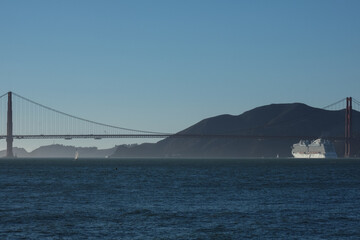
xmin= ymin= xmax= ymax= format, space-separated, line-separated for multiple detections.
xmin=352 ymin=98 xmax=360 ymax=112
xmin=0 ymin=93 xmax=8 ymax=99
xmin=0 ymin=92 xmax=170 ymax=137
xmin=322 ymin=98 xmax=347 ymax=111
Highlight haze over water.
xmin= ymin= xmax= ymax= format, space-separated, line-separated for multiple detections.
xmin=1 ymin=158 xmax=360 ymax=239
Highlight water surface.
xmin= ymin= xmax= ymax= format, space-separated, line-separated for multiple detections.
xmin=1 ymin=158 xmax=360 ymax=239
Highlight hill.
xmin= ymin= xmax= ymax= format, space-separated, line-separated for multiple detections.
xmin=0 ymin=145 xmax=117 ymax=158
xmin=112 ymin=103 xmax=360 ymax=158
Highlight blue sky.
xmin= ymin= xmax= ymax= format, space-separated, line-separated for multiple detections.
xmin=1 ymin=0 xmax=360 ymax=150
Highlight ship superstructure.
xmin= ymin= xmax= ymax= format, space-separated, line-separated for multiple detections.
xmin=291 ymin=139 xmax=337 ymax=158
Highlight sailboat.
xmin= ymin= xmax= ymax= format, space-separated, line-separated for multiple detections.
xmin=74 ymin=150 xmax=79 ymax=160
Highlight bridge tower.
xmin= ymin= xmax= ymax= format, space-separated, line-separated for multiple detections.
xmin=6 ymin=91 xmax=13 ymax=158
xmin=345 ymin=97 xmax=352 ymax=157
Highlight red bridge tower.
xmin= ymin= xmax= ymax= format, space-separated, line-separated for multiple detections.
xmin=345 ymin=97 xmax=352 ymax=157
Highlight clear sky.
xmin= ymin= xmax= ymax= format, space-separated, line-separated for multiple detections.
xmin=1 ymin=0 xmax=360 ymax=151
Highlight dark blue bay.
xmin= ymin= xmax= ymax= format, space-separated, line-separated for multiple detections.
xmin=1 ymin=158 xmax=360 ymax=239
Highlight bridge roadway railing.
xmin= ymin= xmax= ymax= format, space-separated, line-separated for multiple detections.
xmin=0 ymin=134 xmax=351 ymax=141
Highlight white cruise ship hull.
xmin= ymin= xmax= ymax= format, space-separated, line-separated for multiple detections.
xmin=292 ymin=152 xmax=337 ymax=159
xmin=291 ymin=139 xmax=338 ymax=159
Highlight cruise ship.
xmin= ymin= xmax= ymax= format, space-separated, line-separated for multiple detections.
xmin=291 ymin=139 xmax=337 ymax=158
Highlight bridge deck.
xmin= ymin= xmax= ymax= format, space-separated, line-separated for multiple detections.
xmin=0 ymin=134 xmax=349 ymax=140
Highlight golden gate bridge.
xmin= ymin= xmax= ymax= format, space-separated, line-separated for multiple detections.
xmin=1 ymin=92 xmax=360 ymax=158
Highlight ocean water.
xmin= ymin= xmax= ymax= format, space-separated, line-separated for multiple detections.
xmin=1 ymin=158 xmax=360 ymax=239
